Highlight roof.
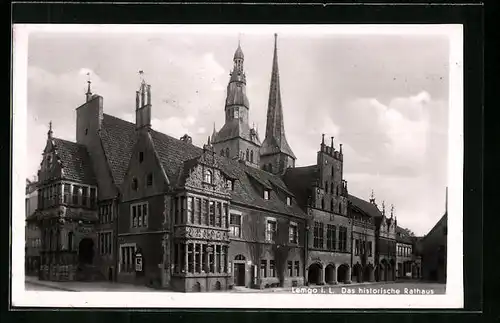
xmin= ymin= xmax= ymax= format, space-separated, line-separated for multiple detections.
xmin=234 ymin=44 xmax=244 ymax=60
xmin=213 ymin=120 xmax=261 ymax=146
xmin=348 ymin=194 xmax=384 ymax=219
xmin=99 ymin=114 xmax=305 ymax=219
xmin=100 ymin=114 xmax=137 ymax=186
xmin=52 ymin=138 xmax=96 ymax=184
xmin=283 ymin=165 xmax=319 ymax=207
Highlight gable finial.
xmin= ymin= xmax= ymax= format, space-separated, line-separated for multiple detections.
xmin=85 ymin=72 xmax=93 ymax=101
xmin=382 ymin=200 xmax=386 ymax=215
xmin=48 ymin=120 xmax=53 ymax=139
xmin=139 ymin=70 xmax=145 ymax=84
xmin=390 ymin=204 xmax=395 ymax=219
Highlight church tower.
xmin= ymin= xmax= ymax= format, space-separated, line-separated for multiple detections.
xmin=260 ymin=34 xmax=296 ymax=175
xmin=212 ymin=39 xmax=261 ymax=167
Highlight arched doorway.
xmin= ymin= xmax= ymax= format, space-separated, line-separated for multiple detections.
xmin=215 ymin=281 xmax=222 ymax=290
xmin=352 ymin=263 xmax=363 ymax=283
xmin=337 ymin=264 xmax=349 ymax=284
xmin=233 ymin=254 xmax=246 ymax=287
xmin=307 ymin=263 xmax=322 ymax=285
xmin=78 ymin=238 xmax=94 ymax=265
xmin=363 ymin=264 xmax=374 ymax=282
xmin=325 ymin=264 xmax=336 ymax=284
xmin=193 ymin=282 xmax=201 ymax=292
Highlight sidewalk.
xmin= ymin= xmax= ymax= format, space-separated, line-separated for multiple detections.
xmin=25 ymin=276 xmax=156 ymax=292
xmin=229 ymin=280 xmax=395 ymax=293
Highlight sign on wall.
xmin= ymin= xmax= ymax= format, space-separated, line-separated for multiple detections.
xmin=135 ymin=253 xmax=143 ymax=272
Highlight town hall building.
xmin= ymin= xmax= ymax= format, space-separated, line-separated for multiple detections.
xmin=29 ymin=34 xmax=401 ymax=291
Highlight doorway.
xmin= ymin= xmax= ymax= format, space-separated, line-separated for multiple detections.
xmin=234 ymin=263 xmax=245 ymax=286
xmin=78 ymin=238 xmax=95 ymax=265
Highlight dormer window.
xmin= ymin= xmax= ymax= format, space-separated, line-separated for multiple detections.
xmin=226 ymin=179 xmax=234 ymax=190
xmin=204 ymin=170 xmax=213 ymax=184
xmin=286 ymin=196 xmax=292 ymax=206
xmin=234 ymin=109 xmax=239 ymax=119
xmin=146 ymin=173 xmax=153 ymax=187
xmin=264 ymin=190 xmax=270 ymax=200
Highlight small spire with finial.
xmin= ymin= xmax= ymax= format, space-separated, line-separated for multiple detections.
xmin=382 ymin=200 xmax=386 ymax=216
xmin=321 ymin=133 xmax=325 ymax=145
xmin=85 ymin=72 xmax=92 ymax=101
xmin=48 ymin=120 xmax=53 ymax=139
xmin=340 ymin=143 xmax=343 ymax=154
xmin=331 ymin=136 xmax=334 ymax=150
xmin=390 ymin=204 xmax=395 ymax=219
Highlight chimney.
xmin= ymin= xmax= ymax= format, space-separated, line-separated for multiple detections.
xmin=180 ymin=134 xmax=193 ymax=144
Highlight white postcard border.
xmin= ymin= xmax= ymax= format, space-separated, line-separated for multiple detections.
xmin=12 ymin=24 xmax=464 ymax=309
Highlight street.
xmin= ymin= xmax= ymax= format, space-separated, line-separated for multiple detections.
xmin=25 ymin=276 xmax=445 ymax=294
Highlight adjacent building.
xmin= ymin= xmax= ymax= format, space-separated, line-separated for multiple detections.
xmin=30 ymin=34 xmax=404 ymax=291
xmin=25 ymin=178 xmax=40 ymax=275
xmin=395 ymin=226 xmax=422 ymax=279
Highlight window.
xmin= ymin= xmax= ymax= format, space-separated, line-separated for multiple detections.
xmin=131 ymin=202 xmax=148 ymax=228
xmin=268 ymin=163 xmax=273 ymax=173
xmin=139 ymin=151 xmax=144 ymax=163
xmin=195 ymin=244 xmax=201 ymax=273
xmin=72 ymin=185 xmax=79 ymax=205
xmin=325 ymin=181 xmax=329 ymax=193
xmin=196 ymin=198 xmax=202 ymax=224
xmin=132 ymin=178 xmax=138 ymax=191
xmin=270 ymin=260 xmax=276 ymax=277
xmin=90 ymin=187 xmax=96 ymax=208
xmin=187 ymin=244 xmax=194 ymax=273
xmin=209 ymin=201 xmax=215 ymax=226
xmin=327 ymin=224 xmax=336 ymax=250
xmin=321 ymin=198 xmax=325 ymax=210
xmin=338 ymin=202 xmax=342 ymax=214
xmin=81 ymin=187 xmax=88 ymax=207
xmin=266 ymin=219 xmax=277 ymax=242
xmin=202 ymin=199 xmax=208 ymax=225
xmin=63 ymin=185 xmax=70 ymax=204
xmin=250 ymin=150 xmax=254 ymax=163
xmin=227 ymin=179 xmax=234 ymax=190
xmin=264 ymin=190 xmax=270 ymax=200
xmin=234 ymin=109 xmax=239 ymax=119
xmin=246 ymin=149 xmax=249 ymax=161
xmin=336 ymin=186 xmax=339 ymax=196
xmin=204 ymin=170 xmax=213 ymax=184
xmin=225 ymin=148 xmax=229 ymax=157
xmin=230 ymin=213 xmax=242 ymax=238
xmin=331 ymin=166 xmax=334 ymax=178
xmin=294 ymin=261 xmax=300 ymax=276
xmin=146 ymin=173 xmax=153 ymax=187
xmin=339 ymin=226 xmax=348 ymax=251
xmin=120 ymin=244 xmax=135 ymax=273
xmin=99 ymin=203 xmax=112 ymax=224
xmin=313 ymin=222 xmax=324 ymax=249
xmin=355 ymin=239 xmax=359 ymax=255
xmin=98 ymin=232 xmax=112 ymax=255
xmin=286 ymin=196 xmax=292 ymax=206
xmin=287 ymin=261 xmax=293 ymax=276
xmin=220 ymin=149 xmax=224 ymax=156
xmin=187 ymin=197 xmax=194 ymax=223
xmin=68 ymin=232 xmax=73 ymax=251
xmin=85 ymin=128 xmax=88 ymax=135
xmin=289 ymin=222 xmax=298 ymax=244
xmin=260 ymin=260 xmax=267 ymax=278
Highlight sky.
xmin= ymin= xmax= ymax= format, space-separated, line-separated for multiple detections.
xmin=25 ymin=27 xmax=450 ymax=236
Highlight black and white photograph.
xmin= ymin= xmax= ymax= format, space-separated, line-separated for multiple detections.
xmin=12 ymin=24 xmax=463 ymax=308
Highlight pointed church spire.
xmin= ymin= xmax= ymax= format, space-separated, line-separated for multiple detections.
xmin=261 ymin=33 xmax=296 ymax=164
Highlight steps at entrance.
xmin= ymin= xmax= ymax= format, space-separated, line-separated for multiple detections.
xmin=75 ymin=264 xmax=106 ymax=282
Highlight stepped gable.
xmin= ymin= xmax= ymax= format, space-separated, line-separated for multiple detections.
xmin=52 ymin=137 xmax=96 ymax=184
xmin=348 ymin=194 xmax=384 ymax=219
